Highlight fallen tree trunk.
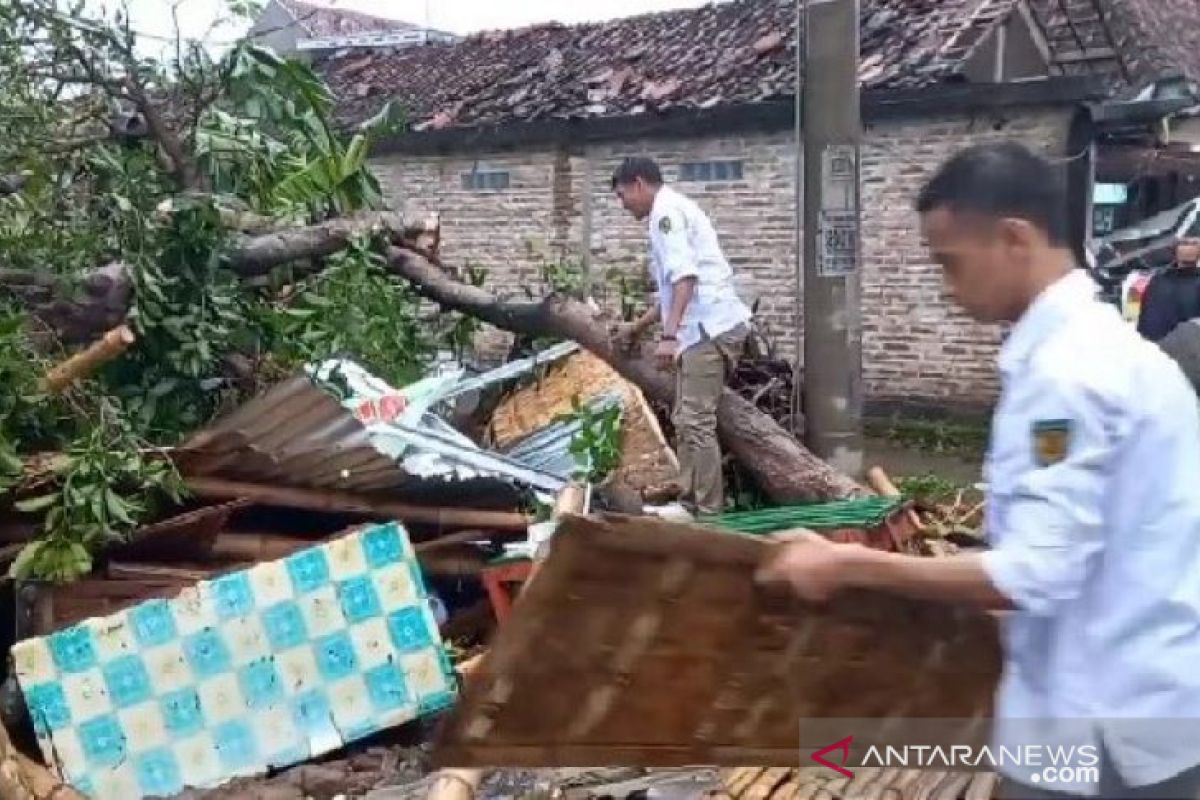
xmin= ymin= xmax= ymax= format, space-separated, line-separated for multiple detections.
xmin=385 ymin=246 xmax=863 ymax=502
xmin=0 ymin=205 xmax=861 ymax=501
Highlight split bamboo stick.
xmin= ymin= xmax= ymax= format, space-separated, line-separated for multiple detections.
xmin=427 ymin=654 xmax=486 ymax=800
xmin=41 ymin=325 xmax=135 ymax=393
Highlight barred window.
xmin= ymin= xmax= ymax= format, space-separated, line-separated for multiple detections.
xmin=461 ymin=170 xmax=511 ymax=191
xmin=679 ymin=160 xmax=744 ymax=183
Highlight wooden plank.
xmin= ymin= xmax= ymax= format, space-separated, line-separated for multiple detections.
xmin=432 ymin=515 xmax=1002 ymax=768
xmin=185 ymin=476 xmax=530 ymax=529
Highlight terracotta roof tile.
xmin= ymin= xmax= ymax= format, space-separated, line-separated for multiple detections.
xmin=317 ymin=0 xmax=1195 ymax=131
xmin=1025 ymin=0 xmax=1200 ymax=88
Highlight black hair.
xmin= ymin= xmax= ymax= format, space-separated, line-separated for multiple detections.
xmin=611 ymin=156 xmax=663 ymax=189
xmin=915 ymin=142 xmax=1069 ymax=246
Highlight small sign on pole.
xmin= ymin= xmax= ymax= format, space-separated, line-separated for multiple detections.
xmin=817 ymin=144 xmax=859 ymax=277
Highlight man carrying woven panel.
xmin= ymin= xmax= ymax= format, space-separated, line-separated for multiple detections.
xmin=611 ymin=156 xmax=752 ymax=515
xmin=758 ymin=143 xmax=1200 ymax=800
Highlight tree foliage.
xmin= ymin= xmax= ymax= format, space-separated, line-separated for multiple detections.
xmin=0 ymin=0 xmax=462 ymax=581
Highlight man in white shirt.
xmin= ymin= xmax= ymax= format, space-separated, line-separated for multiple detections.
xmin=757 ymin=142 xmax=1200 ymax=799
xmin=611 ymin=157 xmax=753 ymax=514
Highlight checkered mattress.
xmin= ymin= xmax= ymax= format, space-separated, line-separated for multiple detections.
xmin=11 ymin=521 xmax=457 ymax=799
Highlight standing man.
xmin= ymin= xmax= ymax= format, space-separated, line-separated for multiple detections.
xmin=611 ymin=156 xmax=752 ymax=515
xmin=1135 ymin=236 xmax=1200 ymax=342
xmin=757 ymin=143 xmax=1200 ymax=799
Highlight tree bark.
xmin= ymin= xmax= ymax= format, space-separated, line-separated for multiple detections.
xmin=384 ymin=246 xmax=864 ymax=502
xmin=225 ymin=211 xmax=408 ymax=276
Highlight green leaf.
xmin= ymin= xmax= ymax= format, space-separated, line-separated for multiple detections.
xmin=9 ymin=540 xmax=44 ymax=579
xmin=15 ymin=493 xmax=58 ymax=513
xmin=104 ymin=489 xmax=135 ymax=526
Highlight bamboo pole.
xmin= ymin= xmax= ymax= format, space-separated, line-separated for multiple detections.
xmin=184 ymin=477 xmax=531 ymax=530
xmin=428 ymin=654 xmax=486 ymax=800
xmin=40 ymin=325 xmax=135 ymax=393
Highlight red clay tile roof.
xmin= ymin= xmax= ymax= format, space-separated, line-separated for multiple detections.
xmin=1026 ymin=0 xmax=1200 ymax=88
xmin=279 ymin=0 xmax=418 ymax=39
xmin=318 ymin=0 xmax=1196 ymax=132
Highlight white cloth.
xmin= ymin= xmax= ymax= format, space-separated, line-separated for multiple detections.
xmin=980 ymin=268 xmax=1200 ymax=794
xmin=647 ymin=186 xmax=751 ymax=352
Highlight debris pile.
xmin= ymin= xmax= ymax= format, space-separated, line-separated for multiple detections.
xmin=0 ymin=337 xmax=688 ymax=798
xmin=0 ymin=329 xmax=996 ymax=799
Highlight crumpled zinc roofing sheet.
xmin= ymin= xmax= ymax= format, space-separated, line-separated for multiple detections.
xmin=501 ymin=390 xmax=624 ymax=481
xmin=175 ymin=369 xmax=565 ymax=495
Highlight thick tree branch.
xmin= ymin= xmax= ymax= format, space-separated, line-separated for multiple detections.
xmin=0 ymin=214 xmax=414 ymax=342
xmin=225 ymin=212 xmax=409 ymax=275
xmin=383 ymin=245 xmax=864 ymax=502
xmin=122 ymin=76 xmax=199 ymax=190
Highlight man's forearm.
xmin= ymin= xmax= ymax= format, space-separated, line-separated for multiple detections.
xmin=843 ymin=547 xmax=1014 ymax=610
xmin=663 ymin=277 xmax=697 ymax=338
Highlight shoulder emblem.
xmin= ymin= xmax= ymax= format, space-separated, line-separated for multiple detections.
xmin=658 ymin=215 xmax=672 ymax=234
xmin=1032 ymin=419 xmax=1072 ymax=467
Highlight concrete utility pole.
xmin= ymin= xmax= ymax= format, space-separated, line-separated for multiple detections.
xmin=797 ymin=0 xmax=864 ymax=477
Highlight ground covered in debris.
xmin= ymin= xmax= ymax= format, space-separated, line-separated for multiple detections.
xmin=180 ymin=743 xmax=717 ymax=800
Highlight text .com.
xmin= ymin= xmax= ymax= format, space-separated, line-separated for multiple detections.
xmin=812 ymin=738 xmax=1101 ymax=786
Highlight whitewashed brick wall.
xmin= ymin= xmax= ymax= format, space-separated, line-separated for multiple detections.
xmin=372 ymin=104 xmax=1070 ymax=409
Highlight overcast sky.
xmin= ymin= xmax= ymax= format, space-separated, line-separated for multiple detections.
xmin=104 ymin=0 xmax=715 ymax=53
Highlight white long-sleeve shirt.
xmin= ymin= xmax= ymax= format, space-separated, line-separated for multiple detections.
xmin=980 ymin=268 xmax=1200 ymax=793
xmin=647 ymin=186 xmax=751 ymax=352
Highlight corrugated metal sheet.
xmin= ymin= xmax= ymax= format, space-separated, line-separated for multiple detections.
xmin=436 ymin=341 xmax=580 ymax=402
xmin=176 ymin=375 xmax=410 ymax=493
xmin=502 ymin=391 xmax=623 ymax=480
xmin=175 ymin=368 xmax=569 ymax=495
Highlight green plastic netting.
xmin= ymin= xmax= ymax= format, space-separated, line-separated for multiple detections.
xmin=700 ymin=495 xmax=903 ymax=535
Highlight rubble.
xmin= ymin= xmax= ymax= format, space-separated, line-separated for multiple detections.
xmin=0 ymin=328 xmax=999 ymax=799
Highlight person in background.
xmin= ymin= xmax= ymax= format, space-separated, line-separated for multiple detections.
xmin=757 ymin=142 xmax=1200 ymax=799
xmin=1135 ymin=236 xmax=1200 ymax=341
xmin=610 ymin=156 xmax=752 ymax=515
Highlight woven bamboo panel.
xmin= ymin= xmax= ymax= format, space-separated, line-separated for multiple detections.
xmin=489 ymin=352 xmax=679 ymax=492
xmin=433 ymin=514 xmax=1002 ymax=768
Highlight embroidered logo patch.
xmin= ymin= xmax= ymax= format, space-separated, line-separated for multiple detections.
xmin=1032 ymin=419 xmax=1071 ymax=466
xmin=658 ymin=216 xmax=672 ymax=234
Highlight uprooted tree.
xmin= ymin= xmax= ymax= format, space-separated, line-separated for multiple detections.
xmin=0 ymin=0 xmax=860 ymax=583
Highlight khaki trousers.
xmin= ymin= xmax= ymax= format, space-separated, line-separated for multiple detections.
xmin=673 ymin=324 xmax=748 ymax=514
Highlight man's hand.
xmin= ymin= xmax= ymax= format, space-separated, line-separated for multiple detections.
xmin=654 ymin=337 xmax=678 ymax=370
xmin=755 ymin=530 xmax=860 ymax=602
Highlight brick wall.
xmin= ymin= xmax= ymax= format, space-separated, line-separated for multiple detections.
xmin=371 ymin=104 xmax=1070 ymax=409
